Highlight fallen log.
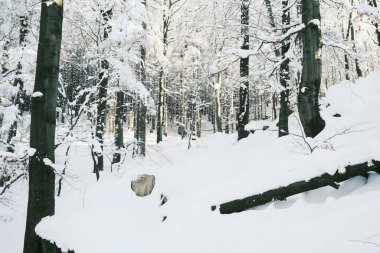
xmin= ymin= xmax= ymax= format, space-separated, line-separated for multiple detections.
xmin=211 ymin=160 xmax=380 ymax=214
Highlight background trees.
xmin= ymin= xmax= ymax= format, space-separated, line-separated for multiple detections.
xmin=0 ymin=0 xmax=380 ymax=219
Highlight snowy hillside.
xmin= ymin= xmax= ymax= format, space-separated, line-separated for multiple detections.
xmin=2 ymin=69 xmax=380 ymax=253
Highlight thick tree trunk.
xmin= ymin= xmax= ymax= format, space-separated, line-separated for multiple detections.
xmin=212 ymin=161 xmax=380 ymax=214
xmin=278 ymin=0 xmax=290 ymax=137
xmin=237 ymin=0 xmax=250 ymax=141
xmin=297 ymin=0 xmax=325 ymax=138
xmin=23 ymin=1 xmax=63 ymax=253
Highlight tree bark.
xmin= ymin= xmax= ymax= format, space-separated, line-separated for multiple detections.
xmin=157 ymin=68 xmax=164 ymax=143
xmin=214 ymin=74 xmax=223 ymax=133
xmin=94 ymin=9 xmax=112 ymax=174
xmin=113 ymin=91 xmax=124 ymax=164
xmin=211 ymin=161 xmax=380 ymax=214
xmin=348 ymin=1 xmax=363 ymax=78
xmin=23 ymin=1 xmax=63 ymax=253
xmin=237 ymin=0 xmax=250 ymax=141
xmin=278 ymin=0 xmax=290 ymax=137
xmin=298 ymin=0 xmax=325 ymax=138
xmin=135 ymin=0 xmax=147 ymax=156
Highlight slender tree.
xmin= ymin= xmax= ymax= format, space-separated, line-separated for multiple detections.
xmin=278 ymin=0 xmax=291 ymax=137
xmin=23 ymin=1 xmax=63 ymax=253
xmin=94 ymin=9 xmax=112 ymax=175
xmin=237 ymin=0 xmax=250 ymax=141
xmin=134 ymin=0 xmax=147 ymax=156
xmin=113 ymin=89 xmax=124 ymax=164
xmin=298 ymin=0 xmax=325 ymax=137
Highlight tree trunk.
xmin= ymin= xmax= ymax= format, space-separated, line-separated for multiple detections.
xmin=237 ymin=0 xmax=250 ymax=141
xmin=348 ymin=1 xmax=363 ymax=78
xmin=135 ymin=0 xmax=147 ymax=156
xmin=94 ymin=9 xmax=113 ymax=174
xmin=163 ymin=92 xmax=168 ymax=137
xmin=196 ymin=101 xmax=201 ymax=138
xmin=214 ymin=74 xmax=223 ymax=133
xmin=157 ymin=68 xmax=164 ymax=143
xmin=94 ymin=59 xmax=108 ymax=173
xmin=212 ymin=161 xmax=380 ymax=214
xmin=298 ymin=0 xmax=325 ymax=138
xmin=278 ymin=0 xmax=290 ymax=137
xmin=23 ymin=1 xmax=63 ymax=253
xmin=113 ymin=91 xmax=124 ymax=164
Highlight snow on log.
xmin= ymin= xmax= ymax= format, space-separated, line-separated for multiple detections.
xmin=211 ymin=160 xmax=380 ymax=214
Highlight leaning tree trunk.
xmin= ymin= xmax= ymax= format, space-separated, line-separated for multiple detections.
xmin=297 ymin=0 xmax=325 ymax=138
xmin=278 ymin=0 xmax=291 ymax=137
xmin=237 ymin=0 xmax=250 ymax=141
xmin=23 ymin=1 xmax=63 ymax=253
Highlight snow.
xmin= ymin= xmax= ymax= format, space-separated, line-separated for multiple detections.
xmin=31 ymin=91 xmax=43 ymax=98
xmin=3 ymin=70 xmax=380 ymax=252
xmin=309 ymin=19 xmax=321 ymax=27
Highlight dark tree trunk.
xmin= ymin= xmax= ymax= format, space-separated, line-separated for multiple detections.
xmin=237 ymin=0 xmax=250 ymax=141
xmin=157 ymin=68 xmax=164 ymax=143
xmin=94 ymin=9 xmax=113 ymax=174
xmin=23 ymin=1 xmax=63 ymax=253
xmin=94 ymin=58 xmax=108 ymax=173
xmin=212 ymin=161 xmax=380 ymax=214
xmin=297 ymin=0 xmax=325 ymax=138
xmin=135 ymin=0 xmax=147 ymax=156
xmin=278 ymin=0 xmax=290 ymax=137
xmin=113 ymin=91 xmax=124 ymax=164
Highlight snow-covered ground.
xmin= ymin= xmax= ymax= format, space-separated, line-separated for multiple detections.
xmin=2 ymin=70 xmax=380 ymax=253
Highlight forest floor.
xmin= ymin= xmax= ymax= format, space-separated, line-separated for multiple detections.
xmin=2 ymin=71 xmax=380 ymax=253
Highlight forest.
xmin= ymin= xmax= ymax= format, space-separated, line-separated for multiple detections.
xmin=1 ymin=0 xmax=380 ymax=253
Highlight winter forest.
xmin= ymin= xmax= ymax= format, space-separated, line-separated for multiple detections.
xmin=1 ymin=0 xmax=380 ymax=252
